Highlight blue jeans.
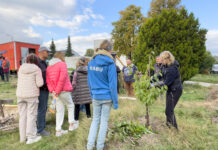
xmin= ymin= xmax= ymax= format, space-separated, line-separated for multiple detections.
xmin=37 ymin=90 xmax=49 ymax=133
xmin=87 ymin=100 xmax=112 ymax=150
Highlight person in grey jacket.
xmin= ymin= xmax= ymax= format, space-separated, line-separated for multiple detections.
xmin=72 ymin=57 xmax=92 ymax=129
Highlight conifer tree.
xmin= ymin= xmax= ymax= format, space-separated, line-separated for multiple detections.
xmin=133 ymin=8 xmax=207 ymax=81
xmin=65 ymin=36 xmax=73 ymax=57
xmin=50 ymin=38 xmax=56 ymax=57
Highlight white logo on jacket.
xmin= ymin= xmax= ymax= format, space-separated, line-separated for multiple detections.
xmin=90 ymin=66 xmax=103 ymax=72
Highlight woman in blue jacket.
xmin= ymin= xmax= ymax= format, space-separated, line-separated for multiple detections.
xmin=87 ymin=40 xmax=118 ymax=150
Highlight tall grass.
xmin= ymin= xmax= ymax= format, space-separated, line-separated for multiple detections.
xmin=0 ymin=84 xmax=217 ymax=150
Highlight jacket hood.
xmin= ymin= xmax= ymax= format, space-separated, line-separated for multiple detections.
xmin=19 ymin=63 xmax=39 ymax=74
xmin=92 ymin=50 xmax=114 ymax=66
xmin=173 ymin=60 xmax=180 ymax=67
xmin=77 ymin=66 xmax=88 ymax=74
xmin=48 ymin=58 xmax=62 ymax=66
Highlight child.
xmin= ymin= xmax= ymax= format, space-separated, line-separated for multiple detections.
xmin=46 ymin=52 xmax=76 ymax=137
xmin=16 ymin=54 xmax=43 ymax=144
xmin=72 ymin=57 xmax=92 ymax=128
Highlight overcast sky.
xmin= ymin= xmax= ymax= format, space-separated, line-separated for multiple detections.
xmin=0 ymin=0 xmax=217 ymax=55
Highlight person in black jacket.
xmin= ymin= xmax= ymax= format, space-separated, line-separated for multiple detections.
xmin=159 ymin=51 xmax=182 ymax=129
xmin=37 ymin=47 xmax=51 ymax=136
xmin=111 ymin=52 xmax=121 ymax=94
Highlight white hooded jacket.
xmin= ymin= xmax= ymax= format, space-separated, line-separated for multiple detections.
xmin=16 ymin=63 xmax=43 ymax=100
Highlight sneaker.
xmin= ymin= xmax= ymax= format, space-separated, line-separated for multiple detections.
xmin=26 ymin=136 xmax=41 ymax=144
xmin=39 ymin=130 xmax=50 ymax=136
xmin=56 ymin=130 xmax=68 ymax=137
xmin=69 ymin=121 xmax=79 ymax=131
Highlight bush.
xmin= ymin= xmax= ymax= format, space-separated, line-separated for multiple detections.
xmin=133 ymin=8 xmax=207 ymax=81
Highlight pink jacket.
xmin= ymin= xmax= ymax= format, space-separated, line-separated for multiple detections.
xmin=46 ymin=58 xmax=72 ymax=94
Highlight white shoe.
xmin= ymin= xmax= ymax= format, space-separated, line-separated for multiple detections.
xmin=26 ymin=136 xmax=41 ymax=144
xmin=56 ymin=130 xmax=68 ymax=137
xmin=69 ymin=121 xmax=79 ymax=131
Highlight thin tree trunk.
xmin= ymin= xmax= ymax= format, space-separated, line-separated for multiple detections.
xmin=145 ymin=105 xmax=149 ymax=127
xmin=145 ymin=54 xmax=151 ymax=127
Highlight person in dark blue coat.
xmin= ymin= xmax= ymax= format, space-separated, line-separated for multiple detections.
xmin=159 ymin=51 xmax=182 ymax=129
xmin=87 ymin=40 xmax=118 ymax=150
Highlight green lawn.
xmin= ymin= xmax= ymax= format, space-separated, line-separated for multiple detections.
xmin=0 ymin=84 xmax=217 ymax=150
xmin=0 ymin=76 xmax=17 ymax=104
xmin=190 ymin=74 xmax=218 ymax=84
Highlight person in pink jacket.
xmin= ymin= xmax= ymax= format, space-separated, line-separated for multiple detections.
xmin=46 ymin=52 xmax=76 ymax=137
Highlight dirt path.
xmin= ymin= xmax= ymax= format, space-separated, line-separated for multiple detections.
xmin=184 ymin=81 xmax=218 ymax=87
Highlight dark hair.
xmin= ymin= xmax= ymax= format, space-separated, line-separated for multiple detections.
xmin=26 ymin=54 xmax=39 ymax=65
xmin=99 ymin=40 xmax=112 ymax=51
xmin=76 ymin=57 xmax=86 ymax=68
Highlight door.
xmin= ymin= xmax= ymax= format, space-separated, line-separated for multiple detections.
xmin=21 ymin=47 xmax=29 ymax=65
xmin=29 ymin=48 xmax=35 ymax=54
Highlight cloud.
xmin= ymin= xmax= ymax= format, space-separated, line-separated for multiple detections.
xmin=30 ymin=8 xmax=104 ymax=31
xmin=206 ymin=30 xmax=218 ymax=55
xmin=23 ymin=27 xmax=40 ymax=38
xmin=0 ymin=0 xmax=104 ymax=44
xmin=43 ymin=32 xmax=111 ymax=55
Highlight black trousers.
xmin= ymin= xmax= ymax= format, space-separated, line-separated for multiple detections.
xmin=75 ymin=104 xmax=91 ymax=121
xmin=0 ymin=67 xmax=4 ymax=81
xmin=4 ymin=72 xmax=9 ymax=82
xmin=165 ymin=88 xmax=182 ymax=129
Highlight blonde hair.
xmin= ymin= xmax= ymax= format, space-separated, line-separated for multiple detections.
xmin=99 ymin=40 xmax=112 ymax=51
xmin=160 ymin=51 xmax=175 ymax=66
xmin=85 ymin=58 xmax=90 ymax=65
xmin=53 ymin=52 xmax=65 ymax=62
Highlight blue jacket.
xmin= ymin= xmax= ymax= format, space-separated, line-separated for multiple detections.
xmin=88 ymin=51 xmax=118 ymax=109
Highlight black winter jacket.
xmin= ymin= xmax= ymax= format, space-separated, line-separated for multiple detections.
xmin=72 ymin=66 xmax=92 ymax=105
xmin=38 ymin=58 xmax=48 ymax=91
xmin=162 ymin=61 xmax=182 ymax=92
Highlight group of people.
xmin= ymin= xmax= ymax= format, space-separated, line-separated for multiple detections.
xmin=0 ymin=56 xmax=10 ymax=82
xmin=16 ymin=40 xmax=118 ymax=150
xmin=15 ymin=39 xmax=182 ymax=149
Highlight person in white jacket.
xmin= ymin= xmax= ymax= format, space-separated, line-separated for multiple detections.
xmin=16 ymin=54 xmax=43 ymax=144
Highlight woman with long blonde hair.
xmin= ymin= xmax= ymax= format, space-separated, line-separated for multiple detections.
xmin=159 ymin=51 xmax=182 ymax=130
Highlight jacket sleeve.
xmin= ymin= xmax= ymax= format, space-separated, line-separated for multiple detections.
xmin=46 ymin=70 xmax=50 ymax=92
xmin=55 ymin=63 xmax=68 ymax=94
xmin=87 ymin=66 xmax=93 ymax=99
xmin=72 ymin=71 xmax=77 ymax=91
xmin=116 ymin=66 xmax=121 ymax=73
xmin=108 ymin=63 xmax=118 ymax=109
xmin=36 ymin=68 xmax=44 ymax=88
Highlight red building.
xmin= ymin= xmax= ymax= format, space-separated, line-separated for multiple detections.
xmin=0 ymin=41 xmax=40 ymax=71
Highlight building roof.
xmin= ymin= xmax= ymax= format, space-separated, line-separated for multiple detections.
xmin=0 ymin=41 xmax=40 ymax=46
